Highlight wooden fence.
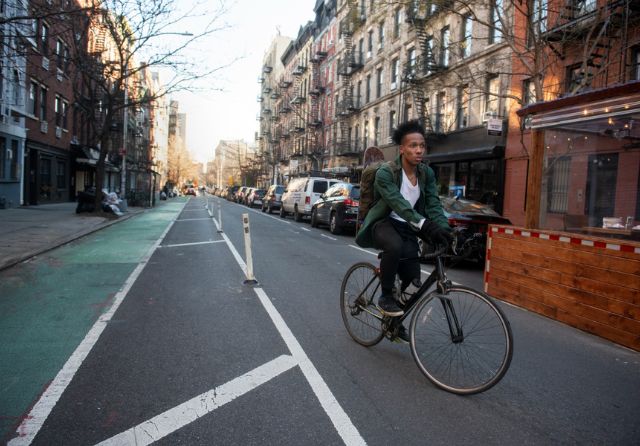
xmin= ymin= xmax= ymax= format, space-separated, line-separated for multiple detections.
xmin=484 ymin=225 xmax=640 ymax=351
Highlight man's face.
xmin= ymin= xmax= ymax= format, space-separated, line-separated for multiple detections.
xmin=399 ymin=132 xmax=426 ymax=167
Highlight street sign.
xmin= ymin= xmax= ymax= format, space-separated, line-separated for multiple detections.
xmin=487 ymin=118 xmax=503 ymax=136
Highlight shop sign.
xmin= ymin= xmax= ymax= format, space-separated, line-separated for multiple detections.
xmin=487 ymin=118 xmax=503 ymax=136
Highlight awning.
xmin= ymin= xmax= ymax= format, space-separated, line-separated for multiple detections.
xmin=425 ymin=145 xmax=504 ymax=164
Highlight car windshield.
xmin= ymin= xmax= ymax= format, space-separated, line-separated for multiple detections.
xmin=255 ymin=189 xmax=266 ymax=196
xmin=275 ymin=186 xmax=284 ymax=194
xmin=441 ymin=196 xmax=500 ymax=216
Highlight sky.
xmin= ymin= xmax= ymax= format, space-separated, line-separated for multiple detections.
xmin=166 ymin=0 xmax=317 ymax=164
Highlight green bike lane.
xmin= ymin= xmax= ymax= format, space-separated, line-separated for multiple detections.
xmin=0 ymin=198 xmax=187 ymax=442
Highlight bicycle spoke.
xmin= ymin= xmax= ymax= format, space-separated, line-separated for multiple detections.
xmin=410 ymin=287 xmax=513 ymax=394
xmin=340 ymin=263 xmax=385 ymax=346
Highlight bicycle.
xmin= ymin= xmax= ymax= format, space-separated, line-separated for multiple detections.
xmin=340 ymin=235 xmax=513 ymax=395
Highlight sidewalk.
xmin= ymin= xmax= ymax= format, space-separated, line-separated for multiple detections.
xmin=0 ymin=201 xmax=147 ymax=271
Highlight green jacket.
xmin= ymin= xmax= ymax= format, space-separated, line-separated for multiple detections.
xmin=355 ymin=156 xmax=449 ymax=248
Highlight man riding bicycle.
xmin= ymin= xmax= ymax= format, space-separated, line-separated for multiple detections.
xmin=355 ymin=120 xmax=452 ymax=342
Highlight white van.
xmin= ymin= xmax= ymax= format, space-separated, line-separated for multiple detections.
xmin=280 ymin=177 xmax=340 ymax=222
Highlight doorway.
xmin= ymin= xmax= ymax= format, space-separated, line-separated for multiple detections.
xmin=585 ymin=153 xmax=618 ymax=226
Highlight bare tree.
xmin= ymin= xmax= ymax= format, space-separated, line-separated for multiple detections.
xmin=20 ymin=0 xmax=234 ymax=209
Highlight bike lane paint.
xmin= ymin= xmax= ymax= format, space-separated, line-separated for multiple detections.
xmin=0 ymin=199 xmax=186 ymax=442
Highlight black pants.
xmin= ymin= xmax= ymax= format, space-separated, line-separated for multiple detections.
xmin=372 ymin=217 xmax=420 ymax=294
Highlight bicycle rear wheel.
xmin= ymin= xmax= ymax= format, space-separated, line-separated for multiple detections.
xmin=410 ymin=286 xmax=513 ymax=394
xmin=340 ymin=262 xmax=384 ymax=346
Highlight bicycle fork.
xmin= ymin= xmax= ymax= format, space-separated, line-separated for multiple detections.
xmin=439 ymin=296 xmax=464 ymax=343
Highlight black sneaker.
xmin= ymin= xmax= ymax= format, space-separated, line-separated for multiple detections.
xmin=378 ymin=294 xmax=404 ymax=317
xmin=394 ymin=324 xmax=410 ymax=344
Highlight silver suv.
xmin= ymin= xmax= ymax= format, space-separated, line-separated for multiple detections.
xmin=261 ymin=184 xmax=285 ymax=214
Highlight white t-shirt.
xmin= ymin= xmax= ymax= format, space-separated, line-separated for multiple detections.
xmin=390 ymin=169 xmax=421 ymax=223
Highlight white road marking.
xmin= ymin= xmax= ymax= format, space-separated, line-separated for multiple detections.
xmin=95 ymin=355 xmax=298 ymax=446
xmin=212 ymin=217 xmax=248 ymax=276
xmin=254 ymin=289 xmax=366 ymax=446
xmin=321 ymin=234 xmax=337 ymax=241
xmin=212 ymin=225 xmax=366 ymax=445
xmin=8 ymin=203 xmax=186 ymax=446
xmin=300 ymin=227 xmax=311 ymax=232
xmin=175 ymin=217 xmax=212 ymax=222
xmin=159 ymin=240 xmax=225 ymax=248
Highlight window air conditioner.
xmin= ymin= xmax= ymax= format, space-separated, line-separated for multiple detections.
xmin=482 ymin=111 xmax=498 ymax=122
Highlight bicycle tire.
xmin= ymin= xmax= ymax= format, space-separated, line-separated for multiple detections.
xmin=340 ymin=262 xmax=385 ymax=346
xmin=410 ymin=286 xmax=513 ymax=395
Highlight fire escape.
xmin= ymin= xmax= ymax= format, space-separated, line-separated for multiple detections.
xmin=278 ymin=77 xmax=293 ymax=162
xmin=545 ymin=0 xmax=640 ymax=93
xmin=308 ymin=49 xmax=327 ymax=155
xmin=403 ymin=3 xmax=433 ymax=132
xmin=291 ymin=60 xmax=307 ymax=158
xmin=336 ymin=7 xmax=364 ymax=156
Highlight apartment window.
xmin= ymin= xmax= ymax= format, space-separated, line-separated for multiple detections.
xmin=429 ymin=0 xmax=439 ymax=16
xmin=408 ymin=47 xmax=416 ymax=75
xmin=55 ymin=95 xmax=62 ymax=127
xmin=565 ymin=64 xmax=593 ymax=94
xmin=456 ymin=85 xmax=470 ymax=129
xmin=572 ymin=0 xmax=596 ymax=18
xmin=40 ymin=22 xmax=49 ymax=56
xmin=56 ymin=39 xmax=64 ymax=68
xmin=630 ymin=46 xmax=640 ymax=80
xmin=461 ymin=15 xmax=472 ymax=58
xmin=376 ymin=67 xmax=383 ymax=98
xmin=39 ymin=86 xmax=47 ymax=120
xmin=389 ymin=110 xmax=396 ymax=135
xmin=485 ymin=75 xmax=500 ymax=115
xmin=489 ymin=0 xmax=503 ymax=44
xmin=359 ymin=0 xmax=366 ymax=18
xmin=63 ymin=46 xmax=70 ymax=72
xmin=366 ymin=74 xmax=371 ymax=102
xmin=391 ymin=57 xmax=399 ymax=88
xmin=364 ymin=119 xmax=369 ymax=147
xmin=28 ymin=81 xmax=38 ymax=115
xmin=62 ymin=101 xmax=69 ymax=129
xmin=547 ymin=157 xmax=570 ymax=213
xmin=393 ymin=8 xmax=401 ymax=38
xmin=356 ymin=80 xmax=362 ymax=107
xmin=9 ymin=140 xmax=18 ymax=180
xmin=378 ymin=22 xmax=385 ymax=50
xmin=440 ymin=27 xmax=450 ymax=67
xmin=374 ymin=116 xmax=380 ymax=145
xmin=425 ymin=36 xmax=434 ymax=74
xmin=355 ymin=125 xmax=360 ymax=150
xmin=12 ymin=69 xmax=20 ymax=106
xmin=367 ymin=30 xmax=373 ymax=57
xmin=532 ymin=0 xmax=548 ymax=37
xmin=56 ymin=160 xmax=66 ymax=189
xmin=358 ymin=38 xmax=364 ymax=62
xmin=435 ymin=91 xmax=446 ymax=132
xmin=523 ymin=78 xmax=536 ymax=104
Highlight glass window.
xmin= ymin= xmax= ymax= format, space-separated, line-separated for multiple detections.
xmin=57 ymin=160 xmax=66 ymax=189
xmin=408 ymin=47 xmax=416 ymax=75
xmin=376 ymin=67 xmax=383 ymax=98
xmin=461 ymin=15 xmax=472 ymax=58
xmin=572 ymin=0 xmax=596 ymax=18
xmin=378 ymin=22 xmax=385 ymax=49
xmin=393 ymin=8 xmax=401 ymax=38
xmin=630 ymin=46 xmax=640 ymax=80
xmin=9 ymin=140 xmax=18 ymax=180
xmin=55 ymin=95 xmax=62 ymax=127
xmin=532 ymin=0 xmax=548 ymax=37
xmin=457 ymin=85 xmax=469 ymax=129
xmin=374 ymin=116 xmax=380 ymax=145
xmin=366 ymin=74 xmax=371 ymax=102
xmin=489 ymin=0 xmax=503 ymax=44
xmin=546 ymin=157 xmax=570 ymax=213
xmin=367 ymin=30 xmax=373 ymax=55
xmin=440 ymin=27 xmax=450 ymax=67
xmin=523 ymin=78 xmax=536 ymax=104
xmin=40 ymin=157 xmax=52 ymax=199
xmin=28 ymin=81 xmax=37 ymax=115
xmin=389 ymin=110 xmax=396 ymax=135
xmin=485 ymin=75 xmax=500 ymax=115
xmin=435 ymin=91 xmax=446 ymax=132
xmin=40 ymin=86 xmax=47 ymax=120
xmin=41 ymin=22 xmax=49 ymax=56
xmin=364 ymin=120 xmax=369 ymax=146
xmin=62 ymin=101 xmax=69 ymax=129
xmin=391 ymin=58 xmax=398 ymax=87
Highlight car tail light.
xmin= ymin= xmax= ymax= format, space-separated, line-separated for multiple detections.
xmin=344 ymin=199 xmax=359 ymax=207
xmin=305 ymin=196 xmax=310 ymax=205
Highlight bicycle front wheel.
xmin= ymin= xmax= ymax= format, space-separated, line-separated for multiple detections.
xmin=340 ymin=262 xmax=384 ymax=346
xmin=410 ymin=286 xmax=513 ymax=395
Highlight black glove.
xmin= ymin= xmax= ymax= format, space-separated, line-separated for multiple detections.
xmin=418 ymin=220 xmax=453 ymax=246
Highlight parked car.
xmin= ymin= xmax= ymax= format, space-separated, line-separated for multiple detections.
xmin=261 ymin=184 xmax=285 ymax=213
xmin=243 ymin=187 xmax=256 ymax=205
xmin=420 ymin=196 xmax=512 ymax=263
xmin=185 ymin=187 xmax=197 ymax=196
xmin=310 ymin=183 xmax=360 ymax=235
xmin=280 ymin=177 xmax=340 ymax=221
xmin=226 ymin=185 xmax=240 ymax=201
xmin=246 ymin=188 xmax=266 ymax=207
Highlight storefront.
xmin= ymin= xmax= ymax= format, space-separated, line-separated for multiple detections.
xmin=0 ymin=131 xmax=25 ymax=208
xmin=485 ymin=83 xmax=640 ymax=351
xmin=426 ymin=126 xmax=506 ymax=213
xmin=23 ymin=141 xmax=70 ymax=205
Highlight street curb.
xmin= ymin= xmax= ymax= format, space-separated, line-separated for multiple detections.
xmin=0 ymin=211 xmax=140 ymax=272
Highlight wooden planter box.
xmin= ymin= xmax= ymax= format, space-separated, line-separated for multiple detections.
xmin=484 ymin=225 xmax=640 ymax=351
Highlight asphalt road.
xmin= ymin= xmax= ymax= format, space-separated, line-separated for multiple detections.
xmin=6 ymin=195 xmax=640 ymax=445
